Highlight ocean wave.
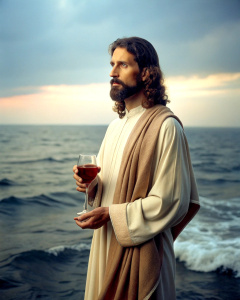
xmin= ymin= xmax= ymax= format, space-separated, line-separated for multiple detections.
xmin=193 ymin=162 xmax=240 ymax=173
xmin=0 ymin=194 xmax=55 ymax=205
xmin=175 ymin=196 xmax=240 ymax=277
xmin=232 ymin=164 xmax=240 ymax=171
xmin=2 ymin=243 xmax=91 ymax=266
xmin=175 ymin=235 xmax=240 ymax=278
xmin=0 ymin=178 xmax=18 ymax=186
xmin=0 ymin=243 xmax=90 ymax=297
xmin=198 ymin=177 xmax=240 ymax=185
xmin=47 ymin=243 xmax=91 ymax=256
xmin=0 ymin=195 xmax=22 ymax=205
xmin=8 ymin=157 xmax=66 ymax=164
xmin=198 ymin=196 xmax=240 ymax=214
xmin=200 ymin=196 xmax=240 ymax=208
xmin=0 ymin=193 xmax=76 ymax=207
xmin=0 ymin=138 xmax=11 ymax=143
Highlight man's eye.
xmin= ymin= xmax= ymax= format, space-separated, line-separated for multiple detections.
xmin=121 ymin=63 xmax=127 ymax=67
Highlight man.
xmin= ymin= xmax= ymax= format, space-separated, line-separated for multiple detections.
xmin=73 ymin=37 xmax=200 ymax=300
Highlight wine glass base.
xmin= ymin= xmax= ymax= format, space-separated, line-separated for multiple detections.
xmin=77 ymin=209 xmax=87 ymax=216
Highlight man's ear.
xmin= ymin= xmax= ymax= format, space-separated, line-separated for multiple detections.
xmin=141 ymin=68 xmax=150 ymax=82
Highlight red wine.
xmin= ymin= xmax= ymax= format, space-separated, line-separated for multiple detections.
xmin=77 ymin=164 xmax=98 ymax=184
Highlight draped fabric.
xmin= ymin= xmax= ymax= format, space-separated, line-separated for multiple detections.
xmin=98 ymin=105 xmax=186 ymax=300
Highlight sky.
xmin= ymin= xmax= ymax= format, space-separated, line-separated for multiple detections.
xmin=0 ymin=0 xmax=240 ymax=126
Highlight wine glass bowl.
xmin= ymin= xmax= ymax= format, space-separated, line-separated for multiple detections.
xmin=77 ymin=154 xmax=98 ymax=216
xmin=77 ymin=164 xmax=98 ymax=186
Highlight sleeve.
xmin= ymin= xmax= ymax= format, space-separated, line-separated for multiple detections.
xmin=109 ymin=118 xmax=192 ymax=247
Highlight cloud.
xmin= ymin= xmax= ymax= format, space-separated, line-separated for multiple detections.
xmin=0 ymin=1 xmax=239 ymax=127
xmin=0 ymin=73 xmax=239 ymax=127
xmin=1 ymin=0 xmax=240 ymax=95
xmin=167 ymin=73 xmax=240 ymax=94
xmin=167 ymin=73 xmax=240 ymax=127
xmin=0 ymin=83 xmax=116 ymax=124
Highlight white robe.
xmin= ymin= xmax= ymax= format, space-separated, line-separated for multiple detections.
xmin=85 ymin=105 xmax=195 ymax=300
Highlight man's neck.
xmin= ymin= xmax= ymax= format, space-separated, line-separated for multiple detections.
xmin=124 ymin=90 xmax=147 ymax=111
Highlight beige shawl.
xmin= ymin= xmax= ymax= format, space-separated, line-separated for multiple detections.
xmin=96 ymin=105 xmax=200 ymax=300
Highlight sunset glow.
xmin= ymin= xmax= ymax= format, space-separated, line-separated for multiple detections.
xmin=1 ymin=73 xmax=239 ymax=126
xmin=1 ymin=0 xmax=239 ymax=127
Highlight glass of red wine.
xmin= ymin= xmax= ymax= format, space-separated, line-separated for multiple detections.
xmin=76 ymin=154 xmax=98 ymax=216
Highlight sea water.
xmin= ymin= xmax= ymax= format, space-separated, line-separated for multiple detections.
xmin=0 ymin=125 xmax=240 ymax=300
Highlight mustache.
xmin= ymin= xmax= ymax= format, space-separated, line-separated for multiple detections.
xmin=110 ymin=78 xmax=125 ymax=86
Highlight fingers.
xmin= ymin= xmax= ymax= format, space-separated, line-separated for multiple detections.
xmin=75 ymin=179 xmax=86 ymax=192
xmin=76 ymin=183 xmax=86 ymax=192
xmin=74 ymin=214 xmax=92 ymax=229
xmin=75 ymin=218 xmax=96 ymax=229
xmin=73 ymin=165 xmax=80 ymax=179
xmin=73 ymin=165 xmax=86 ymax=192
xmin=73 ymin=207 xmax=110 ymax=230
xmin=74 ymin=217 xmax=88 ymax=228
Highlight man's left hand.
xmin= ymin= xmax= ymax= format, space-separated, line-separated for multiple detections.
xmin=74 ymin=207 xmax=110 ymax=229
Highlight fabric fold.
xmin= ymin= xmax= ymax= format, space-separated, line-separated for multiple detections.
xmin=110 ymin=203 xmax=134 ymax=247
xmin=96 ymin=104 xmax=200 ymax=299
xmin=98 ymin=105 xmax=179 ymax=300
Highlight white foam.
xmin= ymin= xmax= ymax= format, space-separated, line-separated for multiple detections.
xmin=174 ymin=196 xmax=240 ymax=277
xmin=46 ymin=242 xmax=91 ymax=256
xmin=175 ymin=236 xmax=240 ymax=277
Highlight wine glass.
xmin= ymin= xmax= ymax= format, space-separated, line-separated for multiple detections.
xmin=76 ymin=154 xmax=98 ymax=216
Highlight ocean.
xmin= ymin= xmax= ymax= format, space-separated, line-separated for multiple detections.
xmin=0 ymin=125 xmax=240 ymax=300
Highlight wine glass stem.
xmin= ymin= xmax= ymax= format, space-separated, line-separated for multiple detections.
xmin=84 ymin=186 xmax=88 ymax=211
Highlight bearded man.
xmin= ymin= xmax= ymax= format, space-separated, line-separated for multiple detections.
xmin=73 ymin=37 xmax=200 ymax=300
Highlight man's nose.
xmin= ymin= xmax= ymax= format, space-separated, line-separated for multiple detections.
xmin=109 ymin=65 xmax=118 ymax=77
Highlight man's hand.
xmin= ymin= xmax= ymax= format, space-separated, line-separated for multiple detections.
xmin=73 ymin=165 xmax=87 ymax=193
xmin=74 ymin=207 xmax=110 ymax=229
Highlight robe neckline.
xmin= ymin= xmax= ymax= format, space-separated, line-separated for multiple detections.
xmin=125 ymin=105 xmax=146 ymax=118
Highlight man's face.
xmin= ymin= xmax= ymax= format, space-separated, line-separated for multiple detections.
xmin=109 ymin=47 xmax=143 ymax=102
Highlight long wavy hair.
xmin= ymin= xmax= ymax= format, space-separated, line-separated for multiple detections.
xmin=109 ymin=37 xmax=170 ymax=118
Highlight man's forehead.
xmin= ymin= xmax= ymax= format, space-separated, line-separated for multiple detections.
xmin=111 ymin=47 xmax=136 ymax=62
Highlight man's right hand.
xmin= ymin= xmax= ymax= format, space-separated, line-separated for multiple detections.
xmin=73 ymin=165 xmax=87 ymax=193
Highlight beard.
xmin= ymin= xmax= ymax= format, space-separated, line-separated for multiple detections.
xmin=110 ymin=77 xmax=143 ymax=102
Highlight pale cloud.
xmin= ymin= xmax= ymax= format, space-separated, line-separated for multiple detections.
xmin=167 ymin=73 xmax=240 ymax=127
xmin=0 ymin=73 xmax=239 ymax=127
xmin=0 ymin=83 xmax=115 ymax=124
xmin=167 ymin=72 xmax=240 ymax=96
xmin=1 ymin=0 xmax=239 ymax=93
